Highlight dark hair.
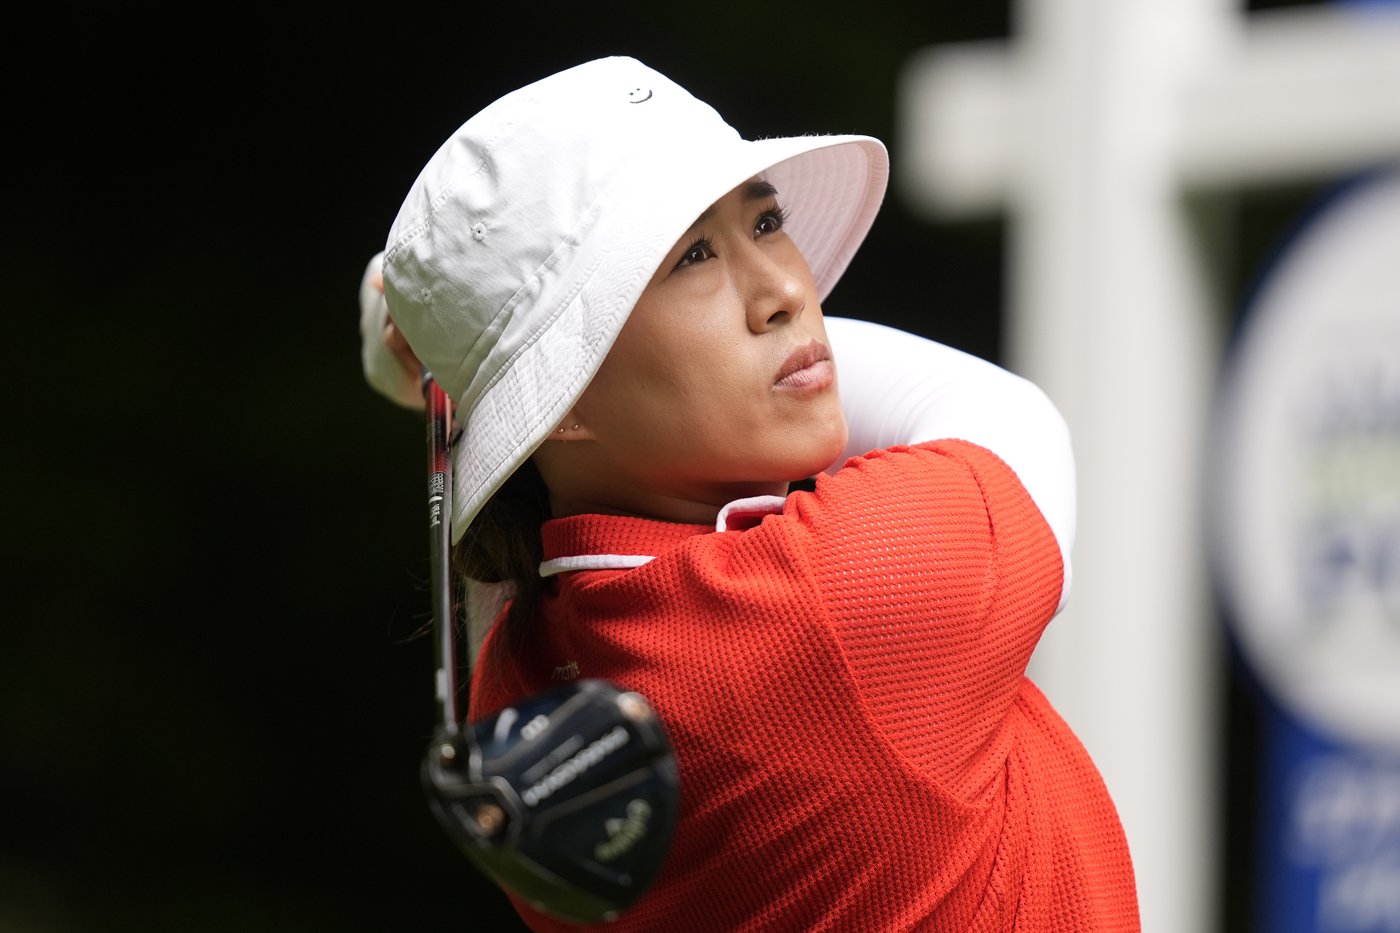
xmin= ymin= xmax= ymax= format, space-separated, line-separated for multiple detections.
xmin=451 ymin=459 xmax=551 ymax=648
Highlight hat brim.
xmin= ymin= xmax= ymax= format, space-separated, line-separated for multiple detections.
xmin=450 ymin=133 xmax=889 ymax=544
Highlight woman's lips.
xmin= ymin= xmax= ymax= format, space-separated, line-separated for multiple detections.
xmin=774 ymin=340 xmax=834 ymax=391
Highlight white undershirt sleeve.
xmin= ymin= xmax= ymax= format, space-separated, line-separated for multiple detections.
xmin=360 ymin=250 xmax=427 ymax=410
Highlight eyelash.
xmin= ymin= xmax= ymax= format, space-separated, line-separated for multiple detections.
xmin=673 ymin=201 xmax=790 ymax=270
xmin=676 ymin=235 xmax=713 ymax=270
xmin=756 ymin=201 xmax=789 ymax=236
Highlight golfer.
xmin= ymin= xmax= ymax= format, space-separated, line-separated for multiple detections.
xmin=361 ymin=55 xmax=1139 ymax=932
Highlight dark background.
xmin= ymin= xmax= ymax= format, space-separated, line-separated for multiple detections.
xmin=4 ymin=1 xmax=1324 ymax=930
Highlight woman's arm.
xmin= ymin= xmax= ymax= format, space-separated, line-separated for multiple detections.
xmin=359 ymin=250 xmax=425 ymax=410
xmin=824 ymin=315 xmax=1076 ymax=603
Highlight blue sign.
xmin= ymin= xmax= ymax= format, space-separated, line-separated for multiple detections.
xmin=1209 ymin=163 xmax=1400 ymax=932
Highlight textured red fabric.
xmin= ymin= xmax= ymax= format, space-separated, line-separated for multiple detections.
xmin=471 ymin=440 xmax=1139 ymax=931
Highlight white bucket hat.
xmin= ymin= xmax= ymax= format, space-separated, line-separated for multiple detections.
xmin=382 ymin=55 xmax=888 ymax=543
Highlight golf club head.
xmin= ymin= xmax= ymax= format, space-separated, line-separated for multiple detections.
xmin=422 ymin=679 xmax=679 ymax=924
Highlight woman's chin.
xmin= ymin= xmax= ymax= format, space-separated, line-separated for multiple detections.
xmin=788 ymin=432 xmax=850 ymax=480
xmin=814 ymin=420 xmax=850 ymax=471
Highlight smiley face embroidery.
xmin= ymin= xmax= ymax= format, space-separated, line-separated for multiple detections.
xmin=627 ymin=86 xmax=653 ymax=104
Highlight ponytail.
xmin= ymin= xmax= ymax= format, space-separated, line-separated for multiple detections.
xmin=452 ymin=460 xmax=551 ymax=649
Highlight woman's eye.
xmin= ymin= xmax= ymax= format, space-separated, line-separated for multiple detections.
xmin=755 ymin=204 xmax=788 ymax=236
xmin=675 ymin=238 xmax=714 ymax=269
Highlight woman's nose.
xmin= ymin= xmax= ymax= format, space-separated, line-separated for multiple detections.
xmin=740 ymin=243 xmax=807 ymax=333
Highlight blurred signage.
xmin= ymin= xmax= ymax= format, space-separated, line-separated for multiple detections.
xmin=1210 ymin=166 xmax=1400 ymax=931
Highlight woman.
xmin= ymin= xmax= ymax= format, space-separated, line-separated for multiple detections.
xmin=362 ymin=55 xmax=1139 ymax=931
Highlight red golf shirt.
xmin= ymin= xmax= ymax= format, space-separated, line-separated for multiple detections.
xmin=472 ymin=439 xmax=1139 ymax=931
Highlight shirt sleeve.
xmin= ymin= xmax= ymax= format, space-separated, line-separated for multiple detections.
xmin=777 ymin=438 xmax=1066 ymax=803
xmin=824 ymin=316 xmax=1075 ymax=613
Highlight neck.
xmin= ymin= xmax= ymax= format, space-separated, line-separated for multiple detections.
xmin=548 ymin=479 xmax=789 ymax=525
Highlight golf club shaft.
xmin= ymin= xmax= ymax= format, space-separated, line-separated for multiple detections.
xmin=425 ymin=374 xmax=460 ymax=733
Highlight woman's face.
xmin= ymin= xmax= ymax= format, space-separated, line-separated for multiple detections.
xmin=540 ymin=178 xmax=848 ymax=523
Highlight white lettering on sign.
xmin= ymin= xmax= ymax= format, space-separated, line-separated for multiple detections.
xmin=1288 ymin=755 xmax=1400 ymax=931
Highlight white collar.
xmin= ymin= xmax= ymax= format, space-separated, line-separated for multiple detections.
xmin=537 ymin=494 xmax=788 ymax=578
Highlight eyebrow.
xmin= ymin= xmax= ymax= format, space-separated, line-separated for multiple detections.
xmin=690 ymin=179 xmax=779 ymax=227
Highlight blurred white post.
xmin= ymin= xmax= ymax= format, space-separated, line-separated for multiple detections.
xmin=897 ymin=4 xmax=1400 ymax=932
